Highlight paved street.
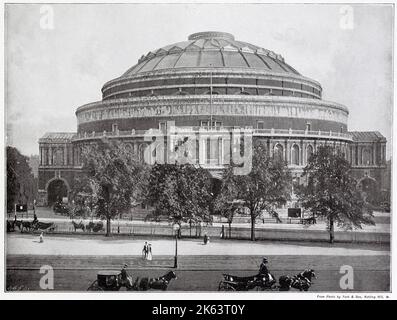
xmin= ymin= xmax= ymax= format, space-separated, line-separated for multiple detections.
xmin=6 ymin=233 xmax=390 ymax=292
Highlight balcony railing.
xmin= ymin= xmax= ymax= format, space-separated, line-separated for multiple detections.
xmin=73 ymin=127 xmax=353 ymax=141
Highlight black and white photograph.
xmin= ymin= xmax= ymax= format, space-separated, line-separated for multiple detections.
xmin=2 ymin=1 xmax=394 ymax=297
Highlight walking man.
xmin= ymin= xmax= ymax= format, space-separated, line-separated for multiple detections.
xmin=142 ymin=241 xmax=148 ymax=259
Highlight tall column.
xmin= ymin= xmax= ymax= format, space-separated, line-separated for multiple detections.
xmin=286 ymin=140 xmax=290 ymax=165
xmin=218 ymin=137 xmax=223 ymax=165
xmin=199 ymin=136 xmax=206 ymax=165
xmin=284 ymin=140 xmax=288 ymax=163
xmin=372 ymin=143 xmax=376 ymax=165
xmin=195 ymin=134 xmax=200 ymax=165
xmin=64 ymin=145 xmax=68 ymax=166
xmin=300 ymin=140 xmax=304 ymax=166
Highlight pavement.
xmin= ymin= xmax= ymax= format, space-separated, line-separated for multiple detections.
xmin=7 ymin=233 xmax=389 ymax=257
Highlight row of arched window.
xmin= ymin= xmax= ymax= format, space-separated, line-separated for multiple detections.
xmin=273 ymin=143 xmax=314 ymax=165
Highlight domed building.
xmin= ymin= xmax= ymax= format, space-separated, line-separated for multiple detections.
xmin=38 ymin=31 xmax=388 ymax=212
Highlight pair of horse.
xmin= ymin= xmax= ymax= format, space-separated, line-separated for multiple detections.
xmin=131 ymin=270 xmax=177 ymax=291
xmin=72 ymin=220 xmax=104 ymax=232
xmin=278 ymin=269 xmax=316 ymax=291
xmin=13 ymin=220 xmax=55 ymax=233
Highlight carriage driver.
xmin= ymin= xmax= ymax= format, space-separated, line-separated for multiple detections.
xmin=258 ymin=258 xmax=271 ymax=283
xmin=120 ymin=264 xmax=133 ymax=289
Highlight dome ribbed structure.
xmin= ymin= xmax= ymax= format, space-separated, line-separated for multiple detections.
xmin=121 ymin=31 xmax=300 ymax=76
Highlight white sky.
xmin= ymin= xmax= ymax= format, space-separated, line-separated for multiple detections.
xmin=5 ymin=3 xmax=393 ymax=157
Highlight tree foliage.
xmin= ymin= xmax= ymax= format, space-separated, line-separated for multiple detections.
xmin=296 ymin=145 xmax=374 ymax=243
xmin=75 ymin=139 xmax=149 ymax=235
xmin=218 ymin=142 xmax=292 ymax=241
xmin=7 ymin=146 xmax=37 ymax=212
xmin=146 ymin=163 xmax=213 ymax=226
xmin=213 ymin=167 xmax=241 ymax=238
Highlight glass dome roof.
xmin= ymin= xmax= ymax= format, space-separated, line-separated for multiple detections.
xmin=121 ymin=31 xmax=300 ymax=77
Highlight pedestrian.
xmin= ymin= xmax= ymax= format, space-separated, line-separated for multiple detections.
xmin=203 ymin=233 xmax=208 ymax=245
xmin=147 ymin=243 xmax=152 ymax=261
xmin=39 ymin=232 xmax=44 ymax=243
xmin=142 ymin=241 xmax=148 ymax=259
xmin=258 ymin=257 xmax=271 ymax=284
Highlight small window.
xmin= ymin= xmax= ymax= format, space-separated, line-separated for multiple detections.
xmin=201 ymin=121 xmax=209 ymax=127
xmin=159 ymin=122 xmax=167 ymax=132
xmin=112 ymin=123 xmax=118 ymax=132
xmin=306 ymin=123 xmax=311 ymax=131
xmin=257 ymin=121 xmax=264 ymax=129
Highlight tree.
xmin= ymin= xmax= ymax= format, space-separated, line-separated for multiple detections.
xmin=296 ymin=145 xmax=374 ymax=243
xmin=220 ymin=142 xmax=292 ymax=241
xmin=213 ymin=167 xmax=240 ymax=238
xmin=77 ymin=139 xmax=149 ymax=236
xmin=7 ymin=146 xmax=37 ymax=212
xmin=146 ymin=163 xmax=213 ymax=231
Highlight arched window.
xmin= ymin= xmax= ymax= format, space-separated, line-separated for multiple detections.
xmin=306 ymin=145 xmax=314 ymax=163
xmin=362 ymin=148 xmax=372 ymax=165
xmin=274 ymin=144 xmax=284 ymax=162
xmin=291 ymin=144 xmax=300 ymax=165
xmin=54 ymin=148 xmax=64 ymax=166
xmin=138 ymin=143 xmax=148 ymax=163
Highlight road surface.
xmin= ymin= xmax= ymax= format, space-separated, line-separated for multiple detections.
xmin=6 ymin=233 xmax=390 ymax=292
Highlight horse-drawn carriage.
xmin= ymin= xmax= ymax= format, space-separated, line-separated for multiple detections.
xmin=87 ymin=270 xmax=177 ymax=291
xmin=87 ymin=271 xmax=123 ymax=291
xmin=218 ymin=273 xmax=277 ymax=291
xmin=218 ymin=269 xmax=316 ymax=292
xmin=12 ymin=220 xmax=56 ymax=233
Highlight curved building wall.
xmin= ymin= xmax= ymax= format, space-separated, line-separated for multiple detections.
xmin=76 ymin=96 xmax=348 ymax=134
xmin=102 ymin=69 xmax=322 ymax=100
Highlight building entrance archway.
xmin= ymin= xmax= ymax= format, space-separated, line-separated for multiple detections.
xmin=47 ymin=179 xmax=69 ymax=206
xmin=357 ymin=177 xmax=379 ymax=205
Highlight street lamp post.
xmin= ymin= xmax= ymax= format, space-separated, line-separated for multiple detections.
xmin=173 ymin=223 xmax=180 ymax=268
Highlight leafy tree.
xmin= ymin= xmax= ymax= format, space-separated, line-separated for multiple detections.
xmin=213 ymin=167 xmax=241 ymax=238
xmin=296 ymin=145 xmax=374 ymax=243
xmin=219 ymin=142 xmax=292 ymax=241
xmin=69 ymin=176 xmax=98 ymax=219
xmin=77 ymin=139 xmax=149 ymax=236
xmin=7 ymin=146 xmax=37 ymax=212
xmin=146 ymin=163 xmax=213 ymax=231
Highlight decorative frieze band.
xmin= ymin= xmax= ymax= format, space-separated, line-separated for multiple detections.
xmin=76 ymin=97 xmax=348 ymax=125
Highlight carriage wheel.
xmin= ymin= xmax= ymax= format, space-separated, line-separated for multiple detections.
xmin=218 ymin=281 xmax=236 ymax=291
xmin=87 ymin=280 xmax=104 ymax=291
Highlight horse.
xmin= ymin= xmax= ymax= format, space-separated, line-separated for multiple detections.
xmin=34 ymin=221 xmax=56 ymax=232
xmin=7 ymin=220 xmax=15 ymax=232
xmin=86 ymin=221 xmax=104 ymax=233
xmin=133 ymin=271 xmax=177 ymax=291
xmin=15 ymin=220 xmax=34 ymax=233
xmin=71 ymin=220 xmax=85 ymax=232
xmin=278 ymin=269 xmax=316 ymax=291
xmin=302 ymin=216 xmax=317 ymax=225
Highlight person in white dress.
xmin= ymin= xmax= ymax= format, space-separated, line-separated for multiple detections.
xmin=147 ymin=244 xmax=153 ymax=261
